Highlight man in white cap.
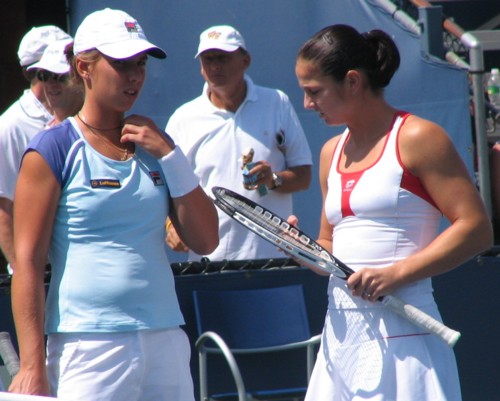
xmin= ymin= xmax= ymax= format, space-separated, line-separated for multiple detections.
xmin=0 ymin=25 xmax=70 ymax=273
xmin=166 ymin=25 xmax=313 ymax=262
xmin=27 ymin=38 xmax=83 ymax=127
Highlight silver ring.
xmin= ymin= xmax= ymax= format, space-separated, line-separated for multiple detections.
xmin=363 ymin=291 xmax=372 ymax=297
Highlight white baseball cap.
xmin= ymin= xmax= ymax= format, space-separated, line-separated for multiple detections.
xmin=27 ymin=38 xmax=73 ymax=74
xmin=195 ymin=25 xmax=246 ymax=58
xmin=18 ymin=25 xmax=71 ymax=67
xmin=74 ymin=8 xmax=166 ymax=59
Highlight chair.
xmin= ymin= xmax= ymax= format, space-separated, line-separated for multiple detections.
xmin=193 ymin=285 xmax=321 ymax=401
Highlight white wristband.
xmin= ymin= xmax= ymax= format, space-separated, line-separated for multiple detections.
xmin=158 ymin=147 xmax=199 ymax=198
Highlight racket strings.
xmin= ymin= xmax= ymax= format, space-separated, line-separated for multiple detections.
xmin=227 ymin=195 xmax=322 ymax=254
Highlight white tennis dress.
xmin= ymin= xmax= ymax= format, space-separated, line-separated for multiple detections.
xmin=305 ymin=112 xmax=462 ymax=401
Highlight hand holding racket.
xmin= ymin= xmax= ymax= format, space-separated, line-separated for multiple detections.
xmin=212 ymin=186 xmax=461 ymax=347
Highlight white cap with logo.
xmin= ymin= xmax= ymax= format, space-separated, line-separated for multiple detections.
xmin=18 ymin=25 xmax=71 ymax=67
xmin=27 ymin=38 xmax=73 ymax=74
xmin=195 ymin=25 xmax=246 ymax=58
xmin=73 ymin=8 xmax=166 ymax=59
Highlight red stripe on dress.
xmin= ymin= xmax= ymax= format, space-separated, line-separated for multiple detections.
xmin=400 ymin=170 xmax=438 ymax=209
xmin=395 ymin=113 xmax=438 ymax=209
xmin=384 ymin=332 xmax=431 ymax=340
xmin=341 ymin=171 xmax=364 ymax=217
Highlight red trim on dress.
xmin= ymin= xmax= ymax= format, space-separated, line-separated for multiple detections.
xmin=335 ymin=111 xmax=438 ymax=217
xmin=395 ymin=113 xmax=438 ymax=209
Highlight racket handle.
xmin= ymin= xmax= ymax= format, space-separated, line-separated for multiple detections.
xmin=381 ymin=295 xmax=461 ymax=347
xmin=0 ymin=331 xmax=20 ymax=377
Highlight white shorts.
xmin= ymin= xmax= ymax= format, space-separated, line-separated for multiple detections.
xmin=47 ymin=328 xmax=194 ymax=401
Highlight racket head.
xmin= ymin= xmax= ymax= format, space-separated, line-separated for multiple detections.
xmin=212 ymin=186 xmax=352 ymax=278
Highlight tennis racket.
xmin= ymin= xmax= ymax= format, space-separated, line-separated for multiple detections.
xmin=212 ymin=186 xmax=461 ymax=347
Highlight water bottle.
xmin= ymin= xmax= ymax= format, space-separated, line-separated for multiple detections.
xmin=487 ymin=68 xmax=500 ymax=109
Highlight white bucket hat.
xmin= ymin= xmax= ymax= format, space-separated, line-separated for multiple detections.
xmin=18 ymin=25 xmax=71 ymax=67
xmin=73 ymin=8 xmax=166 ymax=59
xmin=27 ymin=38 xmax=73 ymax=74
xmin=195 ymin=25 xmax=246 ymax=58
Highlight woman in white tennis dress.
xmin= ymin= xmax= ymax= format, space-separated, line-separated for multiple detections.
xmin=295 ymin=24 xmax=492 ymax=400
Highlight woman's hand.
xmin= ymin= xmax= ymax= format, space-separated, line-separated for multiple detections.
xmin=347 ymin=263 xmax=403 ymax=302
xmin=121 ymin=114 xmax=175 ymax=158
xmin=165 ymin=219 xmax=189 ymax=252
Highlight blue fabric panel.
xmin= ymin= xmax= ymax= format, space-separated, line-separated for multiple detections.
xmin=193 ymin=285 xmax=311 ymax=348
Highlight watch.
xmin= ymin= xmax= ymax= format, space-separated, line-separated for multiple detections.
xmin=270 ymin=172 xmax=283 ymax=189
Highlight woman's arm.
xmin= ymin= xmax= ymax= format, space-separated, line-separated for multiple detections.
xmin=310 ymin=137 xmax=340 ymax=276
xmin=348 ymin=116 xmax=493 ymax=299
xmin=9 ymin=151 xmax=60 ymax=395
xmin=398 ymin=116 xmax=492 ymax=277
xmin=121 ymin=114 xmax=219 ymax=255
xmin=169 ymin=187 xmax=219 ymax=255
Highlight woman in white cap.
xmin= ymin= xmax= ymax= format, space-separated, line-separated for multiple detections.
xmin=10 ymin=8 xmax=218 ymax=401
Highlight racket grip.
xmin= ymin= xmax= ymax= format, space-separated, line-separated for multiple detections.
xmin=382 ymin=295 xmax=461 ymax=347
xmin=0 ymin=332 xmax=20 ymax=377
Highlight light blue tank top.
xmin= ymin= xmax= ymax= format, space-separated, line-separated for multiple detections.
xmin=27 ymin=118 xmax=184 ymax=333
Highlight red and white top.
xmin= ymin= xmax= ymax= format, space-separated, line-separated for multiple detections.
xmin=325 ymin=111 xmax=442 ymax=308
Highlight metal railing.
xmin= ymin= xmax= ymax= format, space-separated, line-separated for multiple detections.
xmin=379 ymin=0 xmax=500 ymax=217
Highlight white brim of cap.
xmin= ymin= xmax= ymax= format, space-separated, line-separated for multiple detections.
xmin=96 ymin=39 xmax=166 ymax=59
xmin=194 ymin=44 xmax=240 ymax=58
xmin=26 ymin=60 xmax=70 ymax=74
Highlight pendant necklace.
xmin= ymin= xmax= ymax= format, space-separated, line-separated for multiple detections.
xmin=77 ymin=113 xmax=131 ymax=161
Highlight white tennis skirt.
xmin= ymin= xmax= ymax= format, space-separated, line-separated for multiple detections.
xmin=305 ymin=305 xmax=462 ymax=401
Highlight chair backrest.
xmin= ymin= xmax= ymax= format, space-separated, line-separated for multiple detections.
xmin=193 ymin=285 xmax=311 ymax=349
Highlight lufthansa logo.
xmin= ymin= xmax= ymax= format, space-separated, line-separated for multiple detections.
xmin=90 ymin=179 xmax=121 ymax=189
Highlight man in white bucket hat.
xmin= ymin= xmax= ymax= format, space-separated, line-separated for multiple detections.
xmin=0 ymin=25 xmax=70 ymax=275
xmin=27 ymin=38 xmax=83 ymax=127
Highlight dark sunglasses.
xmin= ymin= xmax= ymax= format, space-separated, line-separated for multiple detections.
xmin=36 ymin=70 xmax=69 ymax=83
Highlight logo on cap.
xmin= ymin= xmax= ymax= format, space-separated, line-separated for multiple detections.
xmin=207 ymin=31 xmax=222 ymax=40
xmin=124 ymin=21 xmax=139 ymax=33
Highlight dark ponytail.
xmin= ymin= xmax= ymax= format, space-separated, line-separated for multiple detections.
xmin=298 ymin=24 xmax=400 ymax=92
xmin=362 ymin=29 xmax=400 ymax=89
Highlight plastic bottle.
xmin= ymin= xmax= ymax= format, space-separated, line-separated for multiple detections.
xmin=487 ymin=68 xmax=500 ymax=109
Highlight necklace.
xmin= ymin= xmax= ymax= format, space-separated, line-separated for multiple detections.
xmin=77 ymin=113 xmax=131 ymax=161
xmin=76 ymin=113 xmax=122 ymax=131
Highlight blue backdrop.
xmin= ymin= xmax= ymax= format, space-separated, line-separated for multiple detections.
xmin=0 ymin=3 xmax=493 ymax=399
xmin=68 ymin=0 xmax=473 ymax=263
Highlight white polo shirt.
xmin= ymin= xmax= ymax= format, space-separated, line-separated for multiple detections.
xmin=167 ymin=75 xmax=312 ymax=261
xmin=0 ymin=89 xmax=53 ymax=200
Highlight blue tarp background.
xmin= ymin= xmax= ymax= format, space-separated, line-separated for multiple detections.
xmin=0 ymin=3 xmax=492 ymax=400
xmin=68 ymin=0 xmax=473 ymax=264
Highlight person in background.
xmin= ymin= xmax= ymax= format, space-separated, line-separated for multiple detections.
xmin=0 ymin=25 xmax=70 ymax=274
xmin=166 ymin=24 xmax=312 ymax=262
xmin=294 ymin=24 xmax=492 ymax=400
xmin=27 ymin=38 xmax=84 ymax=127
xmin=9 ymin=8 xmax=218 ymax=401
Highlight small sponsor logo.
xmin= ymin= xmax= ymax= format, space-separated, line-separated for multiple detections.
xmin=149 ymin=171 xmax=164 ymax=186
xmin=124 ymin=21 xmax=139 ymax=33
xmin=207 ymin=30 xmax=222 ymax=40
xmin=90 ymin=179 xmax=121 ymax=188
xmin=344 ymin=179 xmax=356 ymax=191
